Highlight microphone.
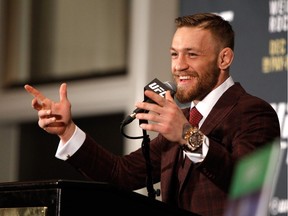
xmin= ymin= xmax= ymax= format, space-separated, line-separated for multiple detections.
xmin=121 ymin=78 xmax=177 ymax=126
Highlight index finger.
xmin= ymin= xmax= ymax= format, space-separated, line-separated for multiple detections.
xmin=24 ymin=84 xmax=46 ymax=101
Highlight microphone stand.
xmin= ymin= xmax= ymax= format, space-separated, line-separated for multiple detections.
xmin=140 ymin=119 xmax=159 ymax=200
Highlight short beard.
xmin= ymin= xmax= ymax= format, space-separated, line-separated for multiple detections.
xmin=175 ymin=69 xmax=220 ymax=104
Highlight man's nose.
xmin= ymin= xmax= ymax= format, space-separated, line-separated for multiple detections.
xmin=175 ymin=57 xmax=189 ymax=71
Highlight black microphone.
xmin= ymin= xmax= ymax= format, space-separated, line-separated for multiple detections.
xmin=121 ymin=78 xmax=177 ymax=126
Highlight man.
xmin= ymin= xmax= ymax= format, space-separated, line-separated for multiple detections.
xmin=24 ymin=13 xmax=280 ymax=216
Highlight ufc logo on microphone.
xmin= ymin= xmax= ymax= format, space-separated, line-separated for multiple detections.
xmin=148 ymin=82 xmax=166 ymax=97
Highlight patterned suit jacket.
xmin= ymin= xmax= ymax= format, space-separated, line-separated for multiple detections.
xmin=68 ymin=82 xmax=280 ymax=216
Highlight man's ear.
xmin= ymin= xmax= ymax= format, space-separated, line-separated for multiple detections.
xmin=218 ymin=47 xmax=234 ymax=70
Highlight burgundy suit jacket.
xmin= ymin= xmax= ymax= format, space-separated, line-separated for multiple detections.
xmin=68 ymin=83 xmax=280 ymax=216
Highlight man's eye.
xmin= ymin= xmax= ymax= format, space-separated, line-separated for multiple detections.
xmin=188 ymin=53 xmax=197 ymax=57
xmin=170 ymin=52 xmax=178 ymax=57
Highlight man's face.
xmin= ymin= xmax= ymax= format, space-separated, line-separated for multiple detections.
xmin=170 ymin=27 xmax=221 ymax=103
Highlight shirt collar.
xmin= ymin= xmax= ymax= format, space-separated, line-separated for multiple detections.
xmin=191 ymin=76 xmax=235 ymax=126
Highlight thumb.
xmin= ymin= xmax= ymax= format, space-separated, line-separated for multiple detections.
xmin=59 ymin=83 xmax=68 ymax=102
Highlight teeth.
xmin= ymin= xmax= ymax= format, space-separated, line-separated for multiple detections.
xmin=179 ymin=76 xmax=191 ymax=80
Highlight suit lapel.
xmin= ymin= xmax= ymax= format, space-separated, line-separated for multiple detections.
xmin=200 ymin=83 xmax=245 ymax=135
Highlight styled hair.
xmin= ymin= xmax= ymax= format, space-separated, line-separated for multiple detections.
xmin=175 ymin=13 xmax=235 ymax=50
